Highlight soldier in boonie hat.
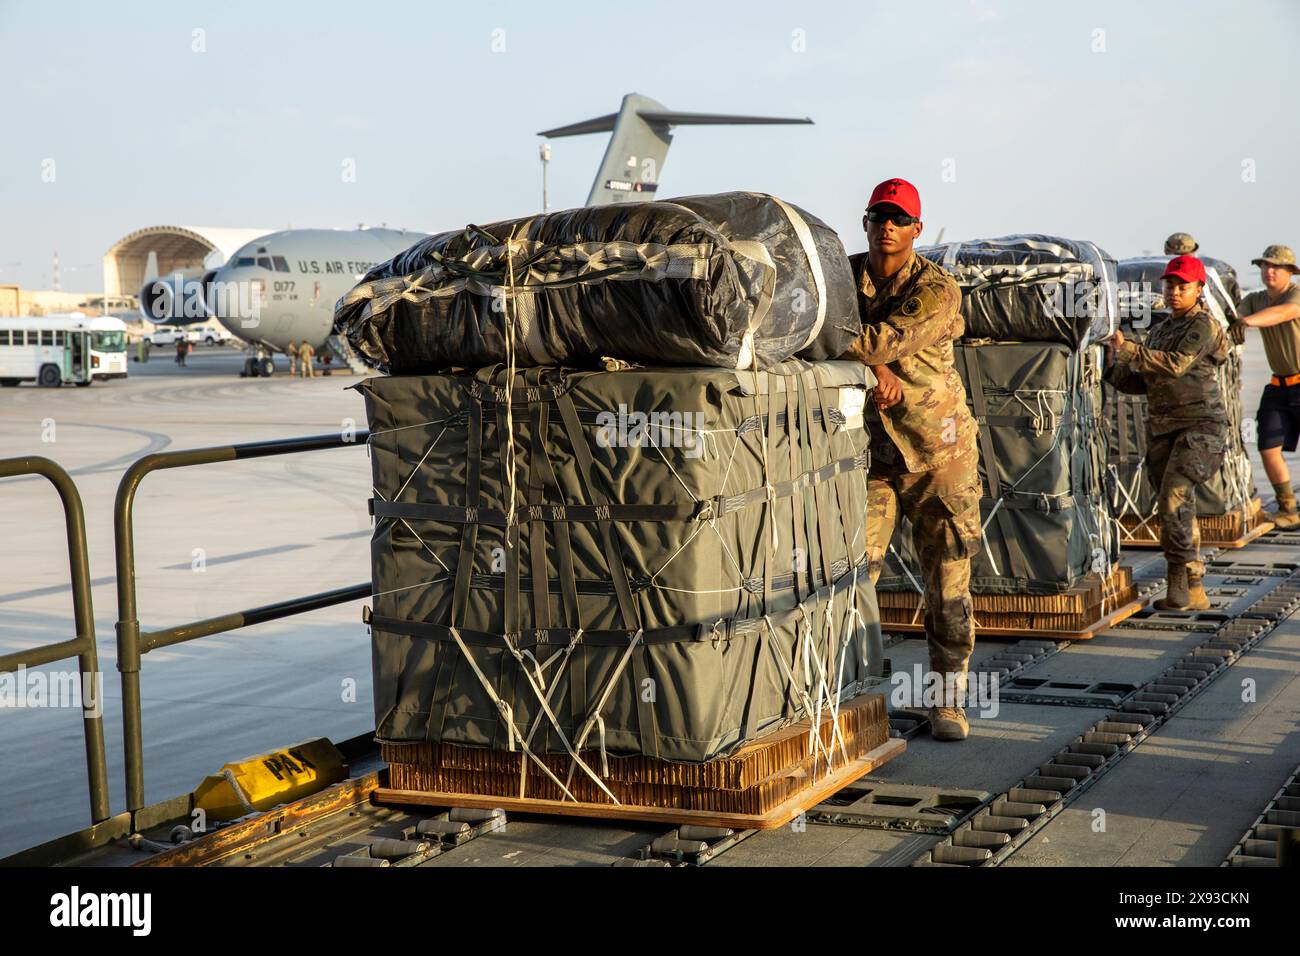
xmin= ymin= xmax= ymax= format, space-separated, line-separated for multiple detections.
xmin=1164 ymin=232 xmax=1199 ymax=255
xmin=1238 ymin=244 xmax=1300 ymax=529
xmin=1251 ymin=244 xmax=1300 ymax=274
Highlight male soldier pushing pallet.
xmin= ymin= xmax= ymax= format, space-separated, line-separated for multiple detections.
xmin=841 ymin=178 xmax=982 ymax=742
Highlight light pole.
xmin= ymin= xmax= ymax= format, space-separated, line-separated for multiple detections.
xmin=539 ymin=142 xmax=551 ymax=212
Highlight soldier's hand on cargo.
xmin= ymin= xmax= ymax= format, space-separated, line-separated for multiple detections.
xmin=1104 ymin=329 xmax=1124 ymax=361
xmin=871 ymin=365 xmax=903 ymax=408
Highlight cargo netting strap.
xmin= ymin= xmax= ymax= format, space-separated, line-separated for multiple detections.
xmin=369 ymin=555 xmax=875 ymax=784
xmin=369 ymin=367 xmax=874 ymax=779
xmin=955 ymin=345 xmax=1116 ymax=589
xmin=959 ymin=345 xmax=1027 ymax=579
xmin=367 ymin=556 xmax=873 ymax=649
xmin=441 ymin=623 xmax=618 ymax=803
xmin=368 ymin=452 xmax=867 ymax=527
xmin=341 ymin=237 xmax=712 ymax=315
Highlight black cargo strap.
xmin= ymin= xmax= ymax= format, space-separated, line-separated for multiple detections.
xmin=786 ymin=384 xmax=809 ymax=601
xmin=985 ymin=493 xmax=1079 ymax=513
xmin=365 ymin=556 xmax=874 ymax=651
xmin=960 ymin=345 xmax=1030 ymax=577
xmin=553 ymin=391 xmax=641 ymax=633
xmin=525 ymin=370 xmax=550 ymax=632
xmin=811 ymin=365 xmax=860 ymax=578
xmin=428 ymin=391 xmax=487 ymax=744
xmin=368 ymin=451 xmax=868 ymax=526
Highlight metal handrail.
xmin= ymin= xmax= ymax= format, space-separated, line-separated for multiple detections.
xmin=113 ymin=431 xmax=371 ymax=815
xmin=0 ymin=457 xmax=111 ymax=823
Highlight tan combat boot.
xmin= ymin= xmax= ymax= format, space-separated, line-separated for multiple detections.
xmin=1185 ymin=568 xmax=1211 ymax=611
xmin=1155 ymin=562 xmax=1191 ymax=611
xmin=929 ymin=670 xmax=969 ymax=742
xmin=1272 ymin=498 xmax=1300 ymax=530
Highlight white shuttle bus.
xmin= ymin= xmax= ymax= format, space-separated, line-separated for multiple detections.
xmin=0 ymin=313 xmax=129 ymax=387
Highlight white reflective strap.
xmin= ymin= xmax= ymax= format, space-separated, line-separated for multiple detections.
xmin=768 ymin=196 xmax=830 ymax=353
xmin=942 ymin=241 xmax=962 ymax=273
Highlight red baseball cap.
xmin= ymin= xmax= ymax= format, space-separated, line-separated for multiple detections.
xmin=1161 ymin=255 xmax=1206 ymax=284
xmin=867 ymin=178 xmax=921 ymax=218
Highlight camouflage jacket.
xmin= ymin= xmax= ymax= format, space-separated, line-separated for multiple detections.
xmin=1105 ymin=307 xmax=1230 ymax=436
xmin=840 ymin=252 xmax=978 ymax=472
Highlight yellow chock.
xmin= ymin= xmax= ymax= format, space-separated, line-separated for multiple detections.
xmin=192 ymin=737 xmax=347 ymax=821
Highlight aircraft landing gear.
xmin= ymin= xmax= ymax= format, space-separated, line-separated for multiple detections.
xmin=240 ymin=348 xmax=276 ymax=378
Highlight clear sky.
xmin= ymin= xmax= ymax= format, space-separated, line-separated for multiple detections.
xmin=2 ymin=0 xmax=1297 ymax=293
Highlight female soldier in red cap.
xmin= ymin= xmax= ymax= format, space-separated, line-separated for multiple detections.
xmin=1105 ymin=255 xmax=1231 ymax=610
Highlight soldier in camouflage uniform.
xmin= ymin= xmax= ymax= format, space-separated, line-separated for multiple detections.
xmin=840 ymin=178 xmax=982 ymax=741
xmin=1105 ymin=255 xmax=1231 ymax=610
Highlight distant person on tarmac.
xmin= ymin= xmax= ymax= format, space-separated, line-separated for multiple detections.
xmin=298 ymin=341 xmax=315 ymax=378
xmin=136 ymin=337 xmax=149 ymax=363
xmin=287 ymin=340 xmax=299 ymax=376
xmin=175 ymin=337 xmax=187 ymax=367
xmin=1235 ymin=244 xmax=1300 ymax=530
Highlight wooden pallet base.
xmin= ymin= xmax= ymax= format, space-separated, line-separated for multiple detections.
xmin=374 ymin=738 xmax=906 ymax=830
xmin=882 ymin=594 xmax=1148 ymax=641
xmin=879 ymin=567 xmax=1141 ymax=638
xmin=1119 ymin=500 xmax=1274 ymax=549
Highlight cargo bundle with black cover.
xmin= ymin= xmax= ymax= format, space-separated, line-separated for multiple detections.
xmin=1107 ymin=257 xmax=1267 ymax=547
xmin=360 ymin=357 xmax=898 ymax=821
xmin=871 ymin=237 xmax=1138 ymax=637
xmin=334 ymin=192 xmax=860 ymax=374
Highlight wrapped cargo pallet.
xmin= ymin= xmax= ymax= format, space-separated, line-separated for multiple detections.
xmin=868 ymin=238 xmax=1135 ymax=635
xmin=335 ymin=192 xmax=860 ymax=374
xmin=1107 ymin=257 xmax=1265 ymax=546
xmin=359 ymin=360 xmax=885 ymax=777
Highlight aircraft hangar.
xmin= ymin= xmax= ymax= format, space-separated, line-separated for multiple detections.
xmin=102 ymin=225 xmax=273 ymax=299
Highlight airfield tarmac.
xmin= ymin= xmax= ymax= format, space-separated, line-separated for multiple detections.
xmin=0 ymin=346 xmax=375 ymax=855
xmin=0 ymin=333 xmax=1294 ymax=861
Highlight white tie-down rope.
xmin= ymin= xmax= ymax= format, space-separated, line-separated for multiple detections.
xmin=369 ymin=575 xmax=451 ymax=600
xmin=444 ymin=625 xmax=580 ymax=802
xmin=393 ymin=424 xmax=450 ymax=501
xmin=764 ymin=613 xmax=838 ymax=776
xmin=366 ymin=415 xmax=454 ymax=438
xmin=888 ymin=543 xmax=927 ymax=626
xmin=565 ymin=629 xmax=645 ymax=788
xmin=497 ymin=631 xmax=620 ymax=804
xmin=813 ymin=582 xmax=852 ymax=771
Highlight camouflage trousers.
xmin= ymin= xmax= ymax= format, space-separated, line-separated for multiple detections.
xmin=865 ymin=433 xmax=983 ymax=674
xmin=1147 ymin=422 xmax=1227 ymax=576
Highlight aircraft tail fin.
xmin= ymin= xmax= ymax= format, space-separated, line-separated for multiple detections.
xmin=538 ymin=93 xmax=813 ymax=206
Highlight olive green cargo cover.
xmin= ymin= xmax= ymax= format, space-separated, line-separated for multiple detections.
xmin=359 ymin=361 xmax=884 ymax=763
xmin=879 ymin=341 xmax=1118 ymax=595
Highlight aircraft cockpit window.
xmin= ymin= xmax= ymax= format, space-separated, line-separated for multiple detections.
xmin=272 ymin=256 xmax=290 ymax=273
xmin=256 ymin=257 xmax=274 ymax=270
xmin=235 ymin=257 xmax=255 ymax=267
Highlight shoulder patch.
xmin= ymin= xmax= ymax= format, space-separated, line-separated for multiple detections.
xmin=901 ymin=296 xmax=922 ymax=317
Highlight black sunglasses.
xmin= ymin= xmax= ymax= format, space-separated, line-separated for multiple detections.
xmin=865 ymin=209 xmax=921 ymax=227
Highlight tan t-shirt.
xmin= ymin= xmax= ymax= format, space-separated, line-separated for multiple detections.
xmin=1241 ymin=284 xmax=1300 ymax=375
